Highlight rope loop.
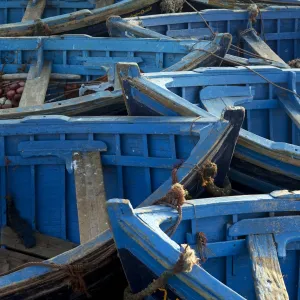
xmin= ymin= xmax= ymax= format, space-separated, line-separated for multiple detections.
xmin=33 ymin=19 xmax=52 ymax=36
xmin=199 ymin=162 xmax=232 ymax=196
xmin=124 ymin=245 xmax=198 ymax=300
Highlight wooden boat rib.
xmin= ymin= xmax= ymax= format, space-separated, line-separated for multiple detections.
xmin=126 ymin=6 xmax=300 ymax=64
xmin=118 ymin=63 xmax=300 ymax=192
xmin=0 ymin=113 xmax=243 ymax=297
xmin=0 ymin=0 xmax=162 ymax=37
xmin=0 ymin=34 xmax=231 ymax=119
xmin=107 ymin=190 xmax=300 ymax=299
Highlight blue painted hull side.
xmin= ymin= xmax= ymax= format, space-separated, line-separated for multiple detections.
xmin=107 ymin=194 xmax=300 ymax=299
xmin=128 ymin=6 xmax=300 ymax=63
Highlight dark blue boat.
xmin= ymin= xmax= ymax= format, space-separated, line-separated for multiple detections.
xmin=0 ymin=112 xmax=243 ymax=297
xmin=0 ymin=35 xmax=230 ymax=119
xmin=118 ymin=63 xmax=300 ymax=193
xmin=107 ymin=190 xmax=300 ymax=299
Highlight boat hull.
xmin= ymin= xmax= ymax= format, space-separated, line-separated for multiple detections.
xmin=108 ymin=192 xmax=300 ymax=299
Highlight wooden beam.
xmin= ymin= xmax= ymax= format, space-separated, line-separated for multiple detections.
xmin=22 ymin=0 xmax=46 ymax=22
xmin=1 ymin=226 xmax=77 ymax=259
xmin=19 ymin=61 xmax=52 ymax=108
xmin=0 ymin=248 xmax=42 ymax=275
xmin=73 ymin=152 xmax=108 ymax=244
xmin=240 ymin=29 xmax=290 ymax=69
xmin=95 ymin=0 xmax=115 ymax=9
xmin=1 ymin=73 xmax=80 ymax=81
xmin=247 ymin=234 xmax=289 ymax=300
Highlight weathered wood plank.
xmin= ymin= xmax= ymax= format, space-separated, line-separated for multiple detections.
xmin=96 ymin=0 xmax=115 ymax=9
xmin=0 ymin=248 xmax=42 ymax=275
xmin=73 ymin=152 xmax=108 ymax=244
xmin=1 ymin=226 xmax=77 ymax=259
xmin=19 ymin=61 xmax=52 ymax=108
xmin=2 ymin=73 xmax=80 ymax=81
xmin=240 ymin=29 xmax=289 ymax=69
xmin=22 ymin=0 xmax=46 ymax=22
xmin=247 ymin=234 xmax=289 ymax=300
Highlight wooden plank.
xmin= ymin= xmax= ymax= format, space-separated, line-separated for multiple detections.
xmin=95 ymin=0 xmax=115 ymax=9
xmin=19 ymin=61 xmax=52 ymax=108
xmin=1 ymin=227 xmax=77 ymax=259
xmin=73 ymin=152 xmax=108 ymax=244
xmin=0 ymin=248 xmax=42 ymax=275
xmin=240 ymin=29 xmax=290 ymax=69
xmin=22 ymin=0 xmax=46 ymax=22
xmin=2 ymin=73 xmax=80 ymax=81
xmin=247 ymin=234 xmax=289 ymax=300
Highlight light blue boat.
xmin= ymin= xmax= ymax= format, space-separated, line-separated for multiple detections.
xmin=107 ymin=190 xmax=300 ymax=299
xmin=118 ymin=63 xmax=300 ymax=193
xmin=0 ymin=112 xmax=243 ymax=297
xmin=0 ymin=34 xmax=229 ymax=119
xmin=124 ymin=6 xmax=300 ymax=66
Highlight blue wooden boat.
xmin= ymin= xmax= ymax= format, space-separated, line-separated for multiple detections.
xmin=0 ymin=34 xmax=231 ymax=119
xmin=107 ymin=190 xmax=300 ymax=299
xmin=118 ymin=63 xmax=300 ymax=193
xmin=126 ymin=6 xmax=300 ymax=66
xmin=0 ymin=0 xmax=163 ymax=37
xmin=0 ymin=112 xmax=243 ymax=298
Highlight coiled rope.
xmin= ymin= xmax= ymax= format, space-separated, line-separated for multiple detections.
xmin=124 ymin=245 xmax=199 ymax=300
xmin=199 ymin=161 xmax=232 ymax=197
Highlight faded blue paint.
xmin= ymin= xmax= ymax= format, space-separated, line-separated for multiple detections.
xmin=123 ymin=64 xmax=300 ymax=190
xmin=128 ymin=6 xmax=300 ymax=63
xmin=107 ymin=194 xmax=300 ymax=299
xmin=0 ymin=115 xmax=229 ymax=244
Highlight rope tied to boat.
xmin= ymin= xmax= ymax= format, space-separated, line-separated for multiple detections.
xmin=247 ymin=4 xmax=258 ymax=27
xmin=154 ymin=182 xmax=187 ymax=237
xmin=160 ymin=0 xmax=185 ymax=13
xmin=33 ymin=19 xmax=52 ymax=36
xmin=124 ymin=244 xmax=199 ymax=300
xmin=199 ymin=161 xmax=232 ymax=196
xmin=0 ymin=261 xmax=89 ymax=296
xmin=288 ymin=59 xmax=300 ymax=68
xmin=196 ymin=232 xmax=208 ymax=263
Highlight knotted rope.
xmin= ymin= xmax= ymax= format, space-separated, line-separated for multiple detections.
xmin=160 ymin=0 xmax=185 ymax=13
xmin=33 ymin=19 xmax=52 ymax=36
xmin=199 ymin=161 xmax=232 ymax=197
xmin=0 ymin=261 xmax=89 ymax=296
xmin=196 ymin=232 xmax=208 ymax=263
xmin=289 ymin=59 xmax=300 ymax=68
xmin=247 ymin=4 xmax=258 ymax=27
xmin=124 ymin=245 xmax=199 ymax=300
xmin=154 ymin=182 xmax=187 ymax=237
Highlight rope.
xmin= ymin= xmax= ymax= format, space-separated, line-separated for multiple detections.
xmin=196 ymin=232 xmax=208 ymax=263
xmin=199 ymin=161 xmax=232 ymax=197
xmin=154 ymin=182 xmax=187 ymax=237
xmin=288 ymin=59 xmax=300 ymax=68
xmin=247 ymin=3 xmax=258 ymax=27
xmin=183 ymin=0 xmax=215 ymax=36
xmin=124 ymin=245 xmax=199 ymax=300
xmin=0 ymin=261 xmax=89 ymax=296
xmin=32 ymin=19 xmax=52 ymax=36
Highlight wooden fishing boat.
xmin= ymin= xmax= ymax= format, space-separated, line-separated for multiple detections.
xmin=0 ymin=34 xmax=231 ymax=119
xmin=107 ymin=190 xmax=300 ymax=299
xmin=118 ymin=63 xmax=300 ymax=193
xmin=126 ymin=6 xmax=300 ymax=67
xmin=0 ymin=112 xmax=243 ymax=298
xmin=0 ymin=0 xmax=163 ymax=37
